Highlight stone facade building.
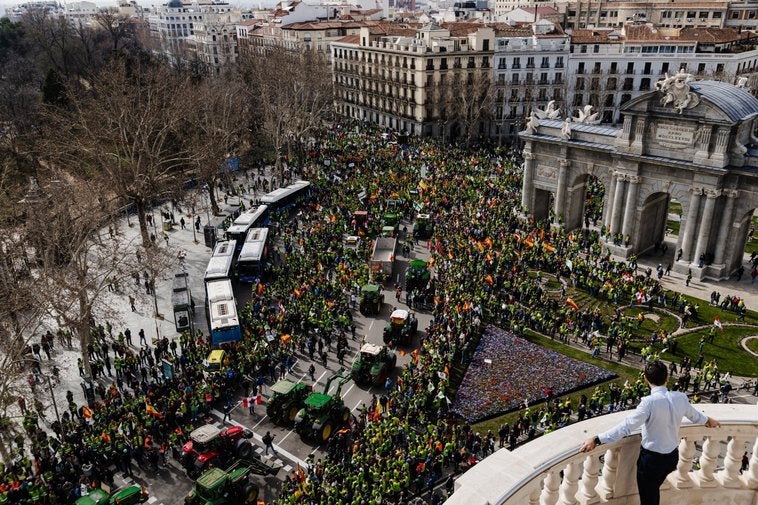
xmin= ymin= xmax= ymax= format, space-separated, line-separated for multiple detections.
xmin=520 ymin=74 xmax=758 ymax=280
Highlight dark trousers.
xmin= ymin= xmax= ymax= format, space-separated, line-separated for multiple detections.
xmin=637 ymin=447 xmax=679 ymax=505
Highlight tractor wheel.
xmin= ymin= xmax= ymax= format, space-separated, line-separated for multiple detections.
xmin=320 ymin=421 xmax=333 ymax=441
xmin=235 ymin=439 xmax=254 ymax=460
xmin=341 ymin=407 xmax=350 ymax=424
xmin=287 ymin=404 xmax=300 ymax=422
xmin=242 ymin=483 xmax=259 ymax=504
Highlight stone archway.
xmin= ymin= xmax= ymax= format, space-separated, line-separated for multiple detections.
xmin=520 ymin=74 xmax=758 ymax=280
xmin=637 ymin=191 xmax=670 ymax=254
xmin=563 ymin=173 xmax=607 ymax=231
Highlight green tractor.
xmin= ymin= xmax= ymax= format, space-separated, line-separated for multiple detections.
xmin=74 ymin=485 xmax=148 ymax=505
xmin=184 ymin=463 xmax=260 ymax=505
xmin=359 ymin=284 xmax=385 ymax=316
xmin=382 ymin=214 xmax=400 ymax=236
xmin=405 ymin=259 xmax=431 ymax=293
xmin=351 ymin=343 xmax=396 ymax=387
xmin=294 ymin=369 xmax=352 ymax=443
xmin=412 ymin=213 xmax=433 ymax=239
xmin=383 ymin=309 xmax=418 ymax=347
xmin=266 ymin=380 xmax=312 ymax=426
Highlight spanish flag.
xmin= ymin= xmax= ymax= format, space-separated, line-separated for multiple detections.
xmin=485 ymin=274 xmax=494 ymax=285
xmin=281 ymin=334 xmax=292 ymax=343
xmin=294 ymin=288 xmax=301 ymax=297
xmin=411 ymin=349 xmax=419 ymax=364
xmin=544 ymin=243 xmax=555 ymax=253
xmin=82 ymin=406 xmax=93 ymax=419
xmin=398 ymin=349 xmax=406 ymax=356
xmin=525 ymin=236 xmax=535 ymax=248
xmin=476 ymin=241 xmax=485 ymax=252
xmin=566 ymin=298 xmax=579 ymax=311
xmin=418 ymin=180 xmax=429 ymax=191
xmin=146 ymin=404 xmax=160 ymax=417
xmin=101 ymin=432 xmax=111 ymax=443
xmin=486 ymin=252 xmax=493 ymax=262
xmin=256 ymin=283 xmax=264 ymax=296
xmin=484 ymin=237 xmax=493 ymax=248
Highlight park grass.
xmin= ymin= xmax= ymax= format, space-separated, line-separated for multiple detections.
xmin=667 ymin=219 xmax=680 ymax=236
xmin=669 ymin=201 xmax=682 ymax=215
xmin=673 ymin=327 xmax=758 ymax=377
xmin=746 ymin=337 xmax=758 ymax=355
xmin=620 ymin=306 xmax=679 ymax=340
xmin=471 ymin=330 xmax=641 ymax=436
xmin=677 ymin=294 xmax=758 ymax=328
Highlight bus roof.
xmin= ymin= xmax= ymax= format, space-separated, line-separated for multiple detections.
xmin=239 ymin=227 xmax=269 ymax=262
xmin=226 ymin=205 xmax=268 ymax=235
xmin=261 ymin=180 xmax=311 ymax=205
xmin=204 ymin=240 xmax=236 ymax=280
xmin=205 ymin=279 xmax=234 ymax=304
xmin=209 ymin=297 xmax=239 ymax=328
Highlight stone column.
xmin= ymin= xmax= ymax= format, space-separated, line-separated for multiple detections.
xmin=711 ymin=127 xmax=731 ymax=163
xmin=621 ymin=175 xmax=640 ymax=241
xmin=694 ymin=124 xmax=712 ymax=163
xmin=522 ymin=151 xmax=535 ymax=213
xmin=610 ymin=174 xmax=626 ymax=235
xmin=679 ymin=187 xmax=702 ymax=262
xmin=692 ymin=189 xmax=719 ymax=265
xmin=603 ymin=171 xmax=617 ymax=230
xmin=554 ymin=159 xmax=570 ymax=221
xmin=713 ymin=190 xmax=738 ymax=265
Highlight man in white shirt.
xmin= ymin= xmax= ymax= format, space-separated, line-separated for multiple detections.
xmin=580 ymin=360 xmax=720 ymax=505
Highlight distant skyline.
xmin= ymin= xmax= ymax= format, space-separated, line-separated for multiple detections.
xmin=1 ymin=0 xmax=283 ymax=12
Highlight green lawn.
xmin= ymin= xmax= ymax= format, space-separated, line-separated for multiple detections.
xmin=671 ymin=327 xmax=758 ymax=377
xmin=669 ymin=201 xmax=682 ymax=215
xmin=471 ymin=330 xmax=642 ymax=435
xmin=677 ymin=295 xmax=758 ymax=328
xmin=667 ymin=219 xmax=680 ymax=236
xmin=745 ymin=214 xmax=758 ymax=254
xmin=621 ymin=307 xmax=680 ymax=340
xmin=746 ymin=337 xmax=758 ymax=355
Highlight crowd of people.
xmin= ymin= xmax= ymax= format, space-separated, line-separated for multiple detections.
xmin=1 ymin=122 xmax=752 ymax=505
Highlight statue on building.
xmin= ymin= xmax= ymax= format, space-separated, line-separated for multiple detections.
xmin=533 ymin=100 xmax=562 ymax=120
xmin=656 ymin=71 xmax=700 ymax=114
xmin=737 ymin=76 xmax=749 ymax=90
xmin=574 ymin=105 xmax=601 ymax=124
xmin=525 ymin=111 xmax=541 ymax=133
xmin=560 ymin=117 xmax=573 ymax=140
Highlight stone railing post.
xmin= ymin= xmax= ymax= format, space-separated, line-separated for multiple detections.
xmin=557 ymin=461 xmax=581 ymax=505
xmin=541 ymin=470 xmax=561 ymax=505
xmin=578 ymin=454 xmax=601 ymax=505
xmin=696 ymin=435 xmax=721 ymax=487
xmin=672 ymin=438 xmax=696 ymax=488
xmin=720 ymin=436 xmax=746 ymax=488
xmin=743 ymin=437 xmax=758 ymax=488
xmin=597 ymin=448 xmax=619 ymax=500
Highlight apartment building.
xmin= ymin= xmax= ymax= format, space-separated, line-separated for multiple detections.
xmin=493 ymin=19 xmax=569 ymax=143
xmin=188 ymin=11 xmax=241 ymax=72
xmin=147 ymin=0 xmax=237 ymax=62
xmin=566 ymin=24 xmax=758 ymax=124
xmin=331 ymin=22 xmax=495 ymax=137
xmin=563 ymin=0 xmax=728 ymax=29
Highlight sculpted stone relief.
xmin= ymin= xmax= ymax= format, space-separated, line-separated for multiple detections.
xmin=655 ymin=71 xmax=700 ymax=114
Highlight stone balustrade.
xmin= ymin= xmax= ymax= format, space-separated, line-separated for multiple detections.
xmin=447 ymin=404 xmax=757 ymax=505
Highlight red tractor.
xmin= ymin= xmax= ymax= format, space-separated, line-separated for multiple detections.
xmin=181 ymin=424 xmax=255 ymax=478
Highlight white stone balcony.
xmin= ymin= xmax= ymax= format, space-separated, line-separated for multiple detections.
xmin=447 ymin=404 xmax=757 ymax=505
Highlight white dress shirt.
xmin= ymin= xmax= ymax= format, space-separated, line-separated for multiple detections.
xmin=598 ymin=386 xmax=708 ymax=453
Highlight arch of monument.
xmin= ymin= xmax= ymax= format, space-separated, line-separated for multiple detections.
xmin=519 ymin=73 xmax=758 ymax=280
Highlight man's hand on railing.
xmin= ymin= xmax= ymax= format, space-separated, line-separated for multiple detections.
xmin=579 ymin=435 xmax=600 ymax=453
xmin=705 ymin=417 xmax=720 ymax=428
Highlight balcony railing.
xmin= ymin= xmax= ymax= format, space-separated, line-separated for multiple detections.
xmin=448 ymin=404 xmax=757 ymax=505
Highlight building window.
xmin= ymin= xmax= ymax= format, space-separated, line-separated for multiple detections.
xmin=577 ymin=62 xmax=585 ymax=74
xmin=555 ymin=56 xmax=564 ymax=68
xmin=593 ymin=45 xmax=599 ymax=53
xmin=498 ymin=57 xmax=506 ymax=69
xmin=580 ymin=45 xmax=587 ymax=53
xmin=512 ymin=57 xmax=520 ymax=69
xmin=698 ymin=63 xmax=706 ymax=73
xmin=526 ymin=57 xmax=534 ymax=68
xmin=541 ymin=57 xmax=549 ymax=68
xmin=716 ymin=63 xmax=724 ymax=73
xmin=661 ymin=62 xmax=669 ymax=73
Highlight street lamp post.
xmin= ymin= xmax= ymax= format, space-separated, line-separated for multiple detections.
xmin=45 ymin=374 xmax=61 ymax=427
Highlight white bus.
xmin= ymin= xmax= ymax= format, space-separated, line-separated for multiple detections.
xmin=204 ymin=240 xmax=237 ymax=282
xmin=237 ymin=227 xmax=269 ymax=283
xmin=205 ymin=279 xmax=241 ymax=346
xmin=225 ymin=205 xmax=269 ymax=250
xmin=260 ymin=180 xmax=311 ymax=212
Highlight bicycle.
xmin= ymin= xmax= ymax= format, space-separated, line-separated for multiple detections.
xmin=738 ymin=378 xmax=755 ymax=392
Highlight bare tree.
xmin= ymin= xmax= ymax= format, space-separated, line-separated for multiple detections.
xmin=242 ymin=48 xmax=333 ymax=181
xmin=445 ymin=68 xmax=493 ymax=145
xmin=26 ymin=172 xmax=138 ymax=378
xmin=186 ymin=74 xmax=251 ymax=215
xmin=43 ymin=61 xmax=198 ymax=249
